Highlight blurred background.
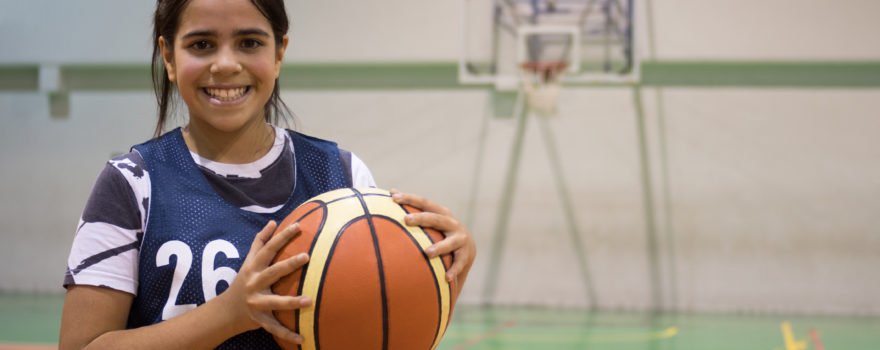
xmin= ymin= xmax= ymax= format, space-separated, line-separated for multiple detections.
xmin=1 ymin=0 xmax=879 ymax=347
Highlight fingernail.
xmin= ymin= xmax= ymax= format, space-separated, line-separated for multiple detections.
xmin=292 ymin=334 xmax=304 ymax=343
xmin=425 ymin=247 xmax=436 ymax=256
xmin=297 ymin=253 xmax=309 ymax=262
xmin=300 ymin=296 xmax=312 ymax=306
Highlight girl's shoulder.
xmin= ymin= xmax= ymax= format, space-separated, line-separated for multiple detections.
xmin=65 ymin=152 xmax=148 ymax=293
xmin=107 ymin=150 xmax=147 ymax=178
xmin=84 ymin=151 xmax=151 ymax=230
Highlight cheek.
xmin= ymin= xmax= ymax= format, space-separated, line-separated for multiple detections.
xmin=176 ymin=60 xmax=206 ymax=89
xmin=245 ymin=56 xmax=279 ymax=85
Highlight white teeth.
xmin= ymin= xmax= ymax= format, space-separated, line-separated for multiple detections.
xmin=206 ymin=87 xmax=247 ymax=101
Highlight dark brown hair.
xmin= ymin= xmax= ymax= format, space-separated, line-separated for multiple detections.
xmin=151 ymin=0 xmax=293 ymax=137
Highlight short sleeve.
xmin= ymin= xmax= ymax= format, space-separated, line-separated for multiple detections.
xmin=349 ymin=152 xmax=376 ymax=188
xmin=64 ymin=152 xmax=151 ymax=295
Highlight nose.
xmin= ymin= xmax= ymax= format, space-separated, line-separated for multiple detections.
xmin=210 ymin=45 xmax=242 ymax=75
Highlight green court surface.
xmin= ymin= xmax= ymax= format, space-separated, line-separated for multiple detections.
xmin=3 ymin=294 xmax=879 ymax=349
xmin=0 ymin=294 xmax=63 ymax=347
xmin=439 ymin=305 xmax=880 ymax=350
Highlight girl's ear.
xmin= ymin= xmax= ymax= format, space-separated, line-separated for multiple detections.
xmin=274 ymin=34 xmax=289 ymax=79
xmin=158 ymin=36 xmax=177 ymax=82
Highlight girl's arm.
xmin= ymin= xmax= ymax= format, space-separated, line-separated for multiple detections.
xmin=59 ymin=222 xmax=310 ymax=350
xmin=390 ymin=190 xmax=476 ymax=295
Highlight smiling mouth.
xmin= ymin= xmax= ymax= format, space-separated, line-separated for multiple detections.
xmin=203 ymin=86 xmax=250 ymax=102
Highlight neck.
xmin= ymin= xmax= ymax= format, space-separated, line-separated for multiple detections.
xmin=182 ymin=120 xmax=275 ymax=164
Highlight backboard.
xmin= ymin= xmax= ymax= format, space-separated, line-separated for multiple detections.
xmin=460 ymin=0 xmax=638 ymax=89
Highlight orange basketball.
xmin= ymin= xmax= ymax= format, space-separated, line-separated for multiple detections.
xmin=271 ymin=187 xmax=457 ymax=350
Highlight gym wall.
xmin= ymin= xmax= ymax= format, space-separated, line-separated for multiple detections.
xmin=1 ymin=0 xmax=878 ymax=314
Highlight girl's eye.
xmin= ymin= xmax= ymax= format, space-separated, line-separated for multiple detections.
xmin=241 ymin=39 xmax=263 ymax=49
xmin=190 ymin=40 xmax=212 ymax=50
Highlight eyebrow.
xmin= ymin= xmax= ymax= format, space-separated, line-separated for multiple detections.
xmin=235 ymin=28 xmax=271 ymax=37
xmin=181 ymin=28 xmax=271 ymax=40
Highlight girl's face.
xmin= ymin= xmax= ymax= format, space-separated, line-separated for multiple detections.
xmin=160 ymin=0 xmax=288 ymax=134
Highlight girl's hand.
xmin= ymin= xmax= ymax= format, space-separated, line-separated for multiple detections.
xmin=390 ymin=189 xmax=476 ymax=290
xmin=221 ymin=221 xmax=312 ymax=344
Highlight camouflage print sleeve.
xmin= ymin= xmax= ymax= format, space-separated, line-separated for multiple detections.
xmin=64 ymin=151 xmax=151 ymax=295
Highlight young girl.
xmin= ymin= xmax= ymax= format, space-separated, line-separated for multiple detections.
xmin=59 ymin=0 xmax=475 ymax=348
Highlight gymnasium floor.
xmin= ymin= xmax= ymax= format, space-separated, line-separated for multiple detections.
xmin=3 ymin=293 xmax=879 ymax=350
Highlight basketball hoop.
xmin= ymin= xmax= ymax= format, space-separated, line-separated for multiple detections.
xmin=520 ymin=61 xmax=567 ymax=118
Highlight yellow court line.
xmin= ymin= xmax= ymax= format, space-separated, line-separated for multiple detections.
xmin=780 ymin=321 xmax=807 ymax=350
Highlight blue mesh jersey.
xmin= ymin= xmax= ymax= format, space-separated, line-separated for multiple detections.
xmin=129 ymin=128 xmax=348 ymax=349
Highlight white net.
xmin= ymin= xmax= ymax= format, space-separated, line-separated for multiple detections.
xmin=522 ymin=78 xmax=561 ymax=117
xmin=520 ymin=62 xmax=566 ymax=118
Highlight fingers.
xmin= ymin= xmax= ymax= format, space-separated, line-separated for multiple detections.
xmin=391 ymin=190 xmax=451 ymax=216
xmin=246 ymin=221 xmax=278 ymax=261
xmin=430 ymin=235 xmax=475 ymax=282
xmin=424 ymin=233 xmax=463 ymax=257
xmin=240 ymin=222 xmax=308 ymax=292
xmin=248 ymin=293 xmax=312 ymax=312
xmin=404 ymin=211 xmax=462 ymax=258
xmin=253 ymin=312 xmax=305 ymax=344
xmin=404 ymin=212 xmax=459 ymax=234
xmin=393 ymin=189 xmax=476 ymax=285
xmin=250 ymin=253 xmax=309 ymax=288
xmin=409 ymin=212 xmax=474 ymax=283
xmin=252 ymin=223 xmax=302 ymax=267
xmin=229 ymin=221 xmax=314 ymax=343
xmin=445 ymin=250 xmax=469 ymax=283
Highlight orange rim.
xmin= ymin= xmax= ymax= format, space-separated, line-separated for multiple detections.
xmin=520 ymin=61 xmax=568 ymax=82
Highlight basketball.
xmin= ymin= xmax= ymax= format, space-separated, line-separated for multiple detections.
xmin=270 ymin=187 xmax=457 ymax=350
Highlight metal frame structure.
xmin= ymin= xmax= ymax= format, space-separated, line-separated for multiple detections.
xmin=462 ymin=0 xmax=647 ymax=309
xmin=460 ymin=0 xmax=639 ymax=87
